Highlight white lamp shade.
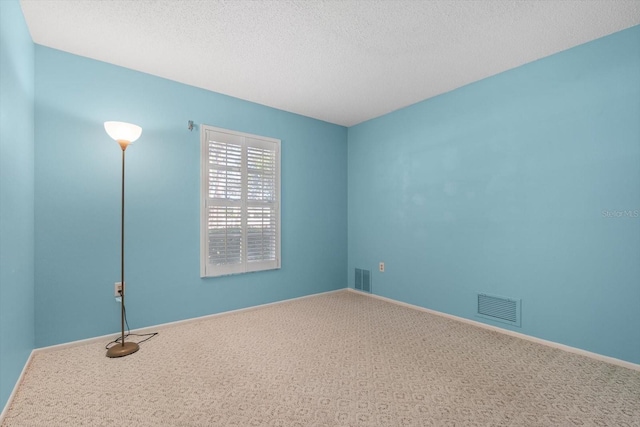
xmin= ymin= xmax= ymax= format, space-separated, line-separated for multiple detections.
xmin=104 ymin=121 xmax=142 ymax=143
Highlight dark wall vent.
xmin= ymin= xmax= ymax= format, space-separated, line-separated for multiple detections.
xmin=355 ymin=268 xmax=371 ymax=293
xmin=362 ymin=269 xmax=371 ymax=292
xmin=476 ymin=293 xmax=521 ymax=327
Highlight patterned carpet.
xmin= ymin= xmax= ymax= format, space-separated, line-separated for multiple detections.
xmin=2 ymin=290 xmax=639 ymax=426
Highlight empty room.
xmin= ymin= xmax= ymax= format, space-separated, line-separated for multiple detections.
xmin=1 ymin=0 xmax=639 ymax=425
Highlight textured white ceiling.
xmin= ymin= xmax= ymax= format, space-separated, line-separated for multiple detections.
xmin=20 ymin=0 xmax=640 ymax=127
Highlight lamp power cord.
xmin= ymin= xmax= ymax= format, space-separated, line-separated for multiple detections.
xmin=105 ymin=290 xmax=158 ymax=350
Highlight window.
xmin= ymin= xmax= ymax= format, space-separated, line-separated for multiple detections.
xmin=201 ymin=125 xmax=281 ymax=277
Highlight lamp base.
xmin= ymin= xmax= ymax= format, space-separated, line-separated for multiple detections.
xmin=106 ymin=341 xmax=139 ymax=358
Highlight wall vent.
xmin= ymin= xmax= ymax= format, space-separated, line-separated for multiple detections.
xmin=476 ymin=293 xmax=521 ymax=327
xmin=362 ymin=269 xmax=371 ymax=292
xmin=355 ymin=268 xmax=371 ymax=293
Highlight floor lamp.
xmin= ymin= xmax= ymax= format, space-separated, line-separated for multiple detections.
xmin=104 ymin=121 xmax=142 ymax=358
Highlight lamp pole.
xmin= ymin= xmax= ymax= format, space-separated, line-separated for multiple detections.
xmin=118 ymin=142 xmax=128 ymax=351
xmin=105 ymin=122 xmax=142 ymax=358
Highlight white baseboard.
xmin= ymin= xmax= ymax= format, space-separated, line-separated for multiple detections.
xmin=346 ymin=288 xmax=640 ymax=372
xmin=0 ymin=288 xmax=346 ymax=418
xmin=33 ymin=288 xmax=346 ymax=354
xmin=0 ymin=350 xmax=35 ymax=425
xmin=4 ymin=286 xmax=636 ymax=422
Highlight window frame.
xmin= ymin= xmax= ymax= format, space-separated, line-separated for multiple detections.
xmin=200 ymin=125 xmax=281 ymax=278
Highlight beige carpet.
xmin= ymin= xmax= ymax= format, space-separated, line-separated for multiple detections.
xmin=2 ymin=290 xmax=639 ymax=426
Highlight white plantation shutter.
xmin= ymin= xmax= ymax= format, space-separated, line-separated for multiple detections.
xmin=201 ymin=126 xmax=280 ymax=277
xmin=207 ymin=206 xmax=242 ymax=266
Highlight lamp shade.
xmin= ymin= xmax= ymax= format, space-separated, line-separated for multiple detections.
xmin=104 ymin=121 xmax=142 ymax=143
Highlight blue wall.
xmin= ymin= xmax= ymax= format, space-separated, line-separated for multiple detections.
xmin=34 ymin=47 xmax=347 ymax=347
xmin=0 ymin=0 xmax=35 ymax=409
xmin=348 ymin=26 xmax=640 ymax=364
xmin=1 ymin=6 xmax=638 ymax=413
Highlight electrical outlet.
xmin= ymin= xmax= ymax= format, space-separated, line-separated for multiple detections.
xmin=379 ymin=262 xmax=385 ymax=272
xmin=114 ymin=282 xmax=124 ymax=297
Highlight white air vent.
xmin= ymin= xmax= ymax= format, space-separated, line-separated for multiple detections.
xmin=476 ymin=293 xmax=521 ymax=327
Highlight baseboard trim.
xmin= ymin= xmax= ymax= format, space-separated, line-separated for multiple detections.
xmin=2 ymin=288 xmax=345 ymax=418
xmin=5 ymin=286 xmax=635 ymax=421
xmin=346 ymin=288 xmax=640 ymax=372
xmin=33 ymin=288 xmax=346 ymax=354
xmin=0 ymin=350 xmax=35 ymax=425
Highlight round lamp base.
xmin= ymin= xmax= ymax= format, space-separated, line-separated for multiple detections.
xmin=106 ymin=341 xmax=139 ymax=358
